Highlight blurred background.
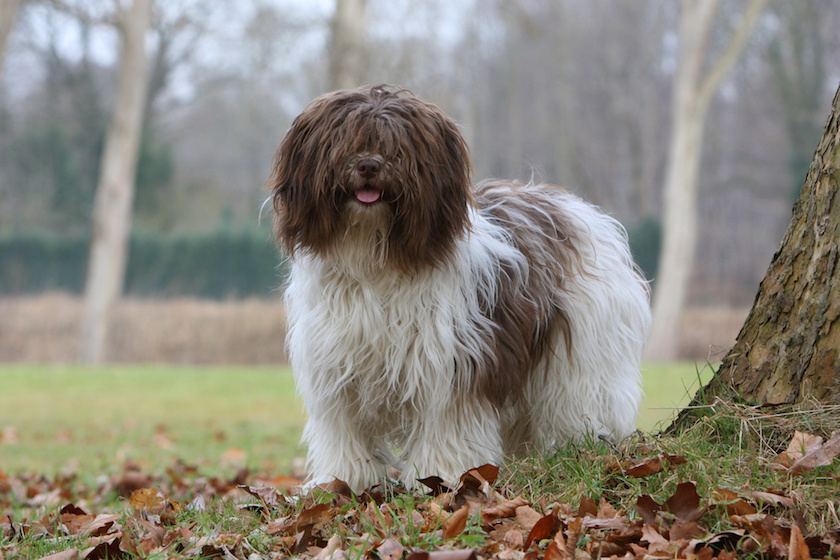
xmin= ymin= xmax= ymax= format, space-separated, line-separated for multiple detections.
xmin=1 ymin=0 xmax=839 ymax=364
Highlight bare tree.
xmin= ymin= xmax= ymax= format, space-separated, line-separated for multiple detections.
xmin=81 ymin=0 xmax=153 ymax=364
xmin=328 ymin=0 xmax=367 ymax=90
xmin=645 ymin=0 xmax=768 ymax=361
xmin=0 ymin=0 xmax=22 ymax=119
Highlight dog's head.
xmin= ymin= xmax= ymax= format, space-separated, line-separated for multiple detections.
xmin=268 ymin=85 xmax=472 ymax=271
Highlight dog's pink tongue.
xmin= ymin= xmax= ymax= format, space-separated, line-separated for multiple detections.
xmin=355 ymin=188 xmax=381 ymax=203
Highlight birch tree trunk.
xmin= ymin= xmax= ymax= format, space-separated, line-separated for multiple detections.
xmin=328 ymin=0 xmax=367 ymax=91
xmin=646 ymin=0 xmax=767 ymax=361
xmin=81 ymin=0 xmax=153 ymax=364
xmin=0 ymin=0 xmax=21 ymax=120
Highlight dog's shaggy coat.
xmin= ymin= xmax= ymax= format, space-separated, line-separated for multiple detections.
xmin=269 ymin=85 xmax=651 ymax=492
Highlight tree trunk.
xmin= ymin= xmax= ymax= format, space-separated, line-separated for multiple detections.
xmin=687 ymin=82 xmax=840 ymax=410
xmin=81 ymin=0 xmax=153 ymax=364
xmin=646 ymin=0 xmax=768 ymax=360
xmin=0 ymin=0 xmax=21 ymax=121
xmin=328 ymin=0 xmax=367 ymax=91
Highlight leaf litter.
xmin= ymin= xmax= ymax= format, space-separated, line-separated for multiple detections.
xmin=1 ymin=429 xmax=839 ymax=559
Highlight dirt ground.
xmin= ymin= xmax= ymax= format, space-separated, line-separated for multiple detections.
xmin=0 ymin=293 xmax=747 ymax=364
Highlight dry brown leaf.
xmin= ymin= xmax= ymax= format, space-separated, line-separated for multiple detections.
xmin=36 ymin=550 xmax=80 ymax=560
xmin=295 ymin=503 xmax=332 ymax=529
xmin=482 ymin=496 xmax=529 ymax=522
xmin=503 ymin=527 xmax=524 ymax=549
xmin=665 ymin=481 xmax=705 ymax=522
xmin=81 ymin=514 xmax=121 ymax=538
xmin=670 ymin=520 xmax=706 ymax=541
xmin=784 ymin=431 xmax=825 ymax=461
xmin=790 ymin=430 xmax=840 ymax=474
xmin=577 ymin=496 xmax=597 ymax=517
xmin=625 ymin=457 xmax=664 ymax=477
xmin=239 ymin=484 xmax=285 ymax=510
xmin=314 ymin=534 xmax=343 ymax=560
xmin=788 ymin=523 xmax=811 ymax=560
xmin=128 ymin=488 xmax=165 ymax=514
xmin=524 ymin=509 xmax=559 ymax=550
xmin=641 ymin=523 xmax=670 ymax=552
xmin=377 ymin=538 xmax=404 ymax=560
xmin=713 ymin=489 xmax=757 ymax=516
xmin=636 ymin=494 xmax=663 ymax=525
xmin=750 ymin=491 xmax=795 ymax=508
xmin=515 ymin=505 xmax=543 ymax=531
xmin=544 ymin=528 xmax=572 ymax=560
xmin=443 ymin=505 xmax=470 ymax=539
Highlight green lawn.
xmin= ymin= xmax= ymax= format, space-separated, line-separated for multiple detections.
xmin=0 ymin=362 xmax=710 ymax=476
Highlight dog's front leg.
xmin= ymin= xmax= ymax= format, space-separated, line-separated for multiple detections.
xmin=301 ymin=407 xmax=389 ymax=494
xmin=399 ymin=400 xmax=503 ymax=490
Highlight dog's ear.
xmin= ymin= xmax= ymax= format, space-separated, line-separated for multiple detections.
xmin=268 ymin=98 xmax=342 ymax=257
xmin=388 ymin=99 xmax=474 ymax=270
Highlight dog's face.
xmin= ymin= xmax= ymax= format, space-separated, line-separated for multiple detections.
xmin=269 ymin=85 xmax=473 ymax=271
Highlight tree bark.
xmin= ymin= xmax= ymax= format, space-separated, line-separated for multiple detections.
xmin=81 ymin=0 xmax=153 ymax=364
xmin=687 ymin=82 xmax=840 ymax=411
xmin=646 ymin=0 xmax=767 ymax=361
xmin=328 ymin=0 xmax=367 ymax=91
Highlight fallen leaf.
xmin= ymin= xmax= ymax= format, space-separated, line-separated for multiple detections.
xmin=128 ymin=488 xmax=165 ymax=514
xmin=504 ymin=527 xmax=524 ymax=549
xmin=418 ymin=475 xmax=449 ymax=496
xmin=625 ymin=457 xmax=663 ymax=477
xmin=577 ymin=496 xmax=597 ymax=517
xmin=788 ymin=523 xmax=811 ymax=560
xmin=783 ymin=431 xmax=825 ymax=461
xmin=482 ymin=496 xmax=529 ymax=522
xmin=544 ymin=528 xmax=571 ymax=560
xmin=524 ymin=509 xmax=559 ymax=550
xmin=790 ymin=430 xmax=840 ymax=474
xmin=36 ymin=550 xmax=80 ymax=560
xmin=81 ymin=514 xmax=121 ymax=538
xmin=670 ymin=520 xmax=706 ymax=541
xmin=750 ymin=491 xmax=795 ymax=509
xmin=295 ymin=503 xmax=332 ymax=529
xmin=314 ymin=534 xmax=343 ymax=560
xmin=665 ymin=481 xmax=705 ymax=522
xmin=636 ymin=494 xmax=663 ymax=525
xmin=443 ymin=505 xmax=470 ymax=539
xmin=662 ymin=453 xmax=688 ymax=466
xmin=515 ymin=505 xmax=543 ymax=531
xmin=713 ymin=489 xmax=757 ymax=516
xmin=239 ymin=485 xmax=284 ymax=510
xmin=377 ymin=538 xmax=404 ymax=560
xmin=641 ymin=523 xmax=670 ymax=552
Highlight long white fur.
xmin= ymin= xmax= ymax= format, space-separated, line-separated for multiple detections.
xmin=284 ymin=183 xmax=650 ymax=492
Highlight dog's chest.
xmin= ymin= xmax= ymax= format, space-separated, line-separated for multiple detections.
xmin=288 ymin=263 xmax=469 ymax=402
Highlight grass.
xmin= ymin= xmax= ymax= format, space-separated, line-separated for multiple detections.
xmin=0 ymin=364 xmax=306 ymax=476
xmin=2 ymin=363 xmax=839 ymax=559
xmin=0 ymin=362 xmax=705 ymax=476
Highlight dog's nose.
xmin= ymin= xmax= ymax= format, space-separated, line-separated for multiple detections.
xmin=355 ymin=158 xmax=381 ymax=180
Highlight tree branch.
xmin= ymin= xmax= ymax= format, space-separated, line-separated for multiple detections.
xmin=697 ymin=0 xmax=769 ymax=108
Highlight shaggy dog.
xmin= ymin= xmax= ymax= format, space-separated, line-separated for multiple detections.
xmin=268 ymin=85 xmax=651 ymax=492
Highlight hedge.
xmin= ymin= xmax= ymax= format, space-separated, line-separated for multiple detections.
xmin=0 ymin=228 xmax=288 ymax=299
xmin=0 ymin=219 xmax=660 ymax=298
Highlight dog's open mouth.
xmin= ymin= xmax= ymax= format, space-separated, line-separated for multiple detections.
xmin=354 ymin=186 xmax=382 ymax=204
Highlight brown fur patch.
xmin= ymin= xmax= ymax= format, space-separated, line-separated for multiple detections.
xmin=473 ymin=180 xmax=584 ymax=409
